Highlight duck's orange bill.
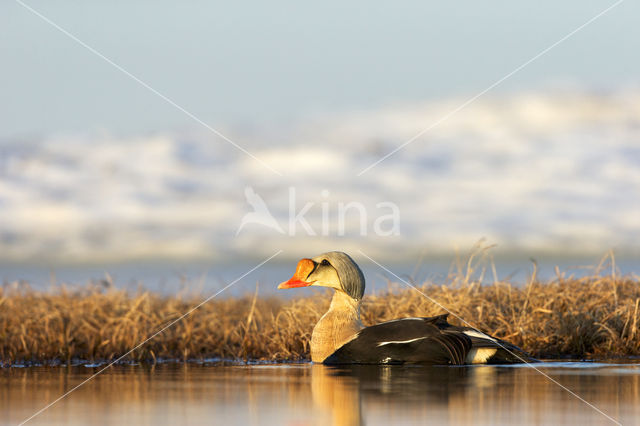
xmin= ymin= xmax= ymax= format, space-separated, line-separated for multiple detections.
xmin=278 ymin=258 xmax=315 ymax=289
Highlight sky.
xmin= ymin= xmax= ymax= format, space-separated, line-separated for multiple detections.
xmin=0 ymin=1 xmax=639 ymax=267
xmin=1 ymin=0 xmax=639 ymax=138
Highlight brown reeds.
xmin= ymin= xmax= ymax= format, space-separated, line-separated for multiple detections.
xmin=1 ymin=268 xmax=639 ymax=365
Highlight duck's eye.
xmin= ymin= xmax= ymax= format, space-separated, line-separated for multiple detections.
xmin=321 ymin=259 xmax=330 ymax=266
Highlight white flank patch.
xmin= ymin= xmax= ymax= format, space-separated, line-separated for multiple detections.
xmin=463 ymin=330 xmax=497 ymax=342
xmin=466 ymin=348 xmax=498 ymax=364
xmin=377 ymin=337 xmax=428 ymax=347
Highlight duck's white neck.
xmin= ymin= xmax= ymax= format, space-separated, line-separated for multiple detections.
xmin=310 ymin=291 xmax=363 ymax=363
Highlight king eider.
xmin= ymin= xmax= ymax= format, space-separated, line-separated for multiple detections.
xmin=278 ymin=251 xmax=536 ymax=365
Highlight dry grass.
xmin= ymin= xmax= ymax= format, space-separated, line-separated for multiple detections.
xmin=1 ymin=261 xmax=639 ymax=365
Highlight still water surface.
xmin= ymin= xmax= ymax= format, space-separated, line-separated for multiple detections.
xmin=2 ymin=362 xmax=639 ymax=425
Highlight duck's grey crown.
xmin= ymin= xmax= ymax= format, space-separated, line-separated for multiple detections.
xmin=321 ymin=251 xmax=365 ymax=300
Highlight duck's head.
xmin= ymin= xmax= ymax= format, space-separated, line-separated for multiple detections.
xmin=278 ymin=251 xmax=365 ymax=301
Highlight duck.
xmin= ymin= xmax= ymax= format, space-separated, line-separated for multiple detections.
xmin=278 ymin=251 xmax=535 ymax=365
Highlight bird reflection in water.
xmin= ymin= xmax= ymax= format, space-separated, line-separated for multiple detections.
xmin=3 ymin=363 xmax=639 ymax=425
xmin=311 ymin=364 xmax=362 ymax=426
xmin=310 ymin=363 xmax=501 ymax=426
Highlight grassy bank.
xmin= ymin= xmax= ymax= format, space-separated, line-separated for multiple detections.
xmin=1 ymin=270 xmax=639 ymax=365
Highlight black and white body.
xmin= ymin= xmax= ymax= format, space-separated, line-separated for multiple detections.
xmin=278 ymin=251 xmax=535 ymax=365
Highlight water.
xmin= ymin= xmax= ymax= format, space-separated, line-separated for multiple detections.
xmin=2 ymin=362 xmax=639 ymax=425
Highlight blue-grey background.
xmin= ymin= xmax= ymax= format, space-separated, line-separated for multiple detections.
xmin=1 ymin=1 xmax=638 ymax=293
